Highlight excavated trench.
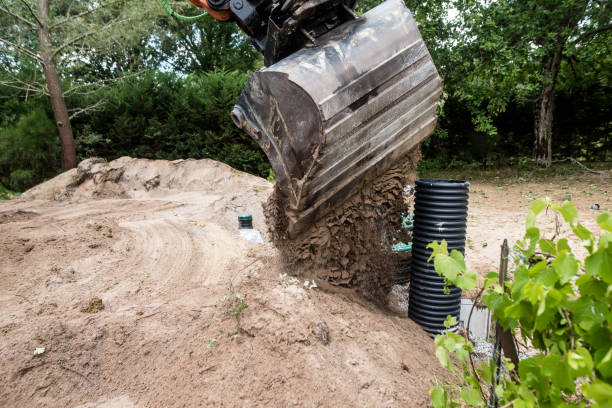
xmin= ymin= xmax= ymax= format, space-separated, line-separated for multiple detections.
xmin=264 ymin=147 xmax=421 ymax=303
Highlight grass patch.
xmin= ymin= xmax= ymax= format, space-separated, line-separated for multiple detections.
xmin=0 ymin=183 xmax=19 ymax=200
xmin=418 ymin=157 xmax=610 ymax=184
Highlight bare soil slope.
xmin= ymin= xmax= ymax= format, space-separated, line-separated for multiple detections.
xmin=0 ymin=157 xmax=446 ymax=408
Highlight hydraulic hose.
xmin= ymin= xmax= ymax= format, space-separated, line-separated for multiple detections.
xmin=160 ymin=0 xmax=207 ymax=21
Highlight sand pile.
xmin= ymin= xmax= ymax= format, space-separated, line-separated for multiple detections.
xmin=22 ymin=156 xmax=271 ymax=201
xmin=0 ymin=156 xmax=447 ymax=408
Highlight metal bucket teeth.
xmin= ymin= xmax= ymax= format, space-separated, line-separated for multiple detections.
xmin=231 ymin=0 xmax=442 ymax=238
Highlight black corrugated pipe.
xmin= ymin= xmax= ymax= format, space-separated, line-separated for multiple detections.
xmin=408 ymin=179 xmax=469 ymax=335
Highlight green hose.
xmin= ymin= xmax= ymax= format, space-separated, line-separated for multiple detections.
xmin=160 ymin=0 xmax=207 ymax=21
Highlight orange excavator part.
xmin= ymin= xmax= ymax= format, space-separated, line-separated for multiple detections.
xmin=188 ymin=0 xmax=232 ymax=21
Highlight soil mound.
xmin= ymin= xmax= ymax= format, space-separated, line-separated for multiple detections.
xmin=0 ymin=156 xmax=447 ymax=407
xmin=21 ymin=156 xmax=271 ymax=201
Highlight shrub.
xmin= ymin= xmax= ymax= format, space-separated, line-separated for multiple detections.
xmin=0 ymin=108 xmax=60 ymax=191
xmin=71 ymin=70 xmax=270 ymax=178
xmin=429 ymin=199 xmax=612 ymax=407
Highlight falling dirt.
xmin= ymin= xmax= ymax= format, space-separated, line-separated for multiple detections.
xmin=265 ymin=148 xmax=421 ymax=303
xmin=0 ymin=156 xmax=448 ymax=408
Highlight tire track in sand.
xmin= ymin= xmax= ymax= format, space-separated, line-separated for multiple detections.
xmin=117 ymin=217 xmax=252 ymax=305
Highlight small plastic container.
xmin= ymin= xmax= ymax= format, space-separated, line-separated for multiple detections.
xmin=238 ymin=214 xmax=253 ymax=229
xmin=238 ymin=214 xmax=263 ymax=243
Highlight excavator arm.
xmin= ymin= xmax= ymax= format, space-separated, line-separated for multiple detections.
xmin=188 ymin=0 xmax=358 ymax=66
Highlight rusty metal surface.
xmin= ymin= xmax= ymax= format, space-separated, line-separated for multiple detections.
xmin=231 ymin=0 xmax=442 ymax=238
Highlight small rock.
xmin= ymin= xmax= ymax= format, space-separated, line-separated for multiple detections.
xmin=311 ymin=321 xmax=330 ymax=345
xmin=77 ymin=157 xmax=107 ymax=174
xmin=144 ymin=175 xmax=161 ymax=191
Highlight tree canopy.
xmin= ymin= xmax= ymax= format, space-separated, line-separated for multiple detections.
xmin=1 ymin=0 xmax=610 ymax=191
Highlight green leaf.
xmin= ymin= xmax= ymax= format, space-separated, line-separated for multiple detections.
xmin=539 ymin=239 xmax=556 ymax=255
xmin=545 ymin=288 xmax=563 ymax=308
xmin=557 ymin=238 xmax=571 ymax=252
xmin=479 ymin=361 xmax=492 ymax=384
xmin=582 ymin=380 xmax=612 ymax=403
xmin=523 ymin=281 xmax=545 ymax=304
xmin=536 ymin=296 xmax=547 ymax=316
xmin=524 ymin=227 xmax=540 ymax=256
xmin=534 ymin=266 xmax=558 ymax=287
xmin=552 ymin=251 xmax=579 ymax=284
xmin=433 ymin=253 xmax=464 ymax=281
xmin=596 ymin=347 xmax=612 ymax=379
xmin=599 ymin=233 xmax=612 ymax=250
xmin=585 ymin=247 xmax=612 ymax=284
xmin=430 ymin=386 xmax=448 ymax=408
xmin=519 ymin=355 xmax=547 ymax=396
xmin=435 ymin=341 xmax=452 ymax=371
xmin=567 ymin=347 xmax=594 ymax=377
xmin=460 ymin=388 xmax=483 ymax=406
xmin=568 ymin=297 xmax=607 ymax=331
xmin=596 ymin=213 xmax=612 ymax=232
xmin=455 ymin=270 xmax=477 ymax=290
xmin=541 ymin=354 xmax=574 ymax=392
xmin=449 ymin=249 xmax=466 ymax=271
xmin=585 ymin=327 xmax=612 ymax=352
xmin=504 ymin=298 xmax=532 ymax=322
xmin=427 ymin=240 xmax=448 ymax=262
xmin=557 ymin=201 xmax=578 ymax=224
xmin=443 ymin=336 xmax=456 ymax=350
xmin=572 ymin=223 xmax=595 ymax=253
xmin=512 ymin=265 xmax=530 ymax=297
xmin=455 ymin=344 xmax=470 ymax=362
xmin=526 ymin=210 xmax=537 ymax=230
xmin=444 ymin=315 xmax=457 ymax=329
xmin=483 ymin=271 xmax=499 ymax=289
xmin=535 ymin=300 xmax=557 ymax=331
xmin=576 ymin=274 xmax=607 ymax=297
xmin=530 ymin=197 xmax=549 ymax=216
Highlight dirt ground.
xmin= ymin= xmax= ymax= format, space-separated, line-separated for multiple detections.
xmin=0 ymin=157 xmax=609 ymax=407
xmin=462 ymin=169 xmax=611 ymax=279
xmin=0 ymin=157 xmax=448 ymax=408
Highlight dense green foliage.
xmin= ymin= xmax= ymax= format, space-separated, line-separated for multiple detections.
xmin=426 ymin=0 xmax=612 ymax=167
xmin=70 ymin=70 xmax=269 ymax=177
xmin=0 ymin=0 xmax=610 ymax=191
xmin=0 ymin=108 xmax=59 ymax=191
xmin=429 ymin=200 xmax=612 ymax=407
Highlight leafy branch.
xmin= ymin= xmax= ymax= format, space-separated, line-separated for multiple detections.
xmin=0 ymin=36 xmax=42 ymax=63
xmin=0 ymin=0 xmax=36 ymax=28
xmin=429 ymin=199 xmax=612 ymax=407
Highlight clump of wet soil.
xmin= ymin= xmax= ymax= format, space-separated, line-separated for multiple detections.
xmin=81 ymin=297 xmax=105 ymax=313
xmin=265 ymin=148 xmax=420 ymax=303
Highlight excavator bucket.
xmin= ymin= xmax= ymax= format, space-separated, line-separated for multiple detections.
xmin=231 ymin=0 xmax=442 ymax=238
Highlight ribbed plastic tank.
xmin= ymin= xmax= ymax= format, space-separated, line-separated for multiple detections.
xmin=408 ymin=179 xmax=469 ymax=335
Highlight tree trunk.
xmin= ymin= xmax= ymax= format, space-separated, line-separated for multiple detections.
xmin=37 ymin=0 xmax=76 ymax=171
xmin=533 ymin=44 xmax=563 ymax=167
